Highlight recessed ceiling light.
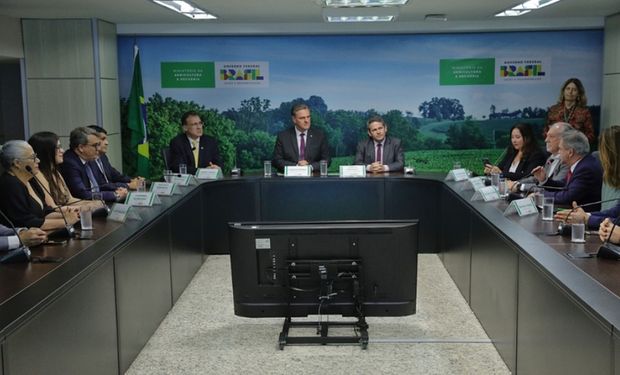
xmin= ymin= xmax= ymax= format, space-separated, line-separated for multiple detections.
xmin=323 ymin=6 xmax=399 ymax=22
xmin=425 ymin=14 xmax=448 ymax=21
xmin=495 ymin=0 xmax=561 ymax=16
xmin=150 ymin=0 xmax=217 ymax=20
xmin=324 ymin=0 xmax=408 ymax=7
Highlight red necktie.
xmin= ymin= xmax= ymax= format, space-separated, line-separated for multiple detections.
xmin=376 ymin=143 xmax=382 ymax=163
xmin=566 ymin=170 xmax=573 ymax=183
xmin=299 ymin=133 xmax=306 ymax=161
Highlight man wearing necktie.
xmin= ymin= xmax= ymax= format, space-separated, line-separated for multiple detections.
xmin=168 ymin=111 xmax=223 ymax=175
xmin=354 ymin=116 xmax=404 ymax=173
xmin=59 ymin=127 xmax=127 ymax=202
xmin=87 ymin=125 xmax=144 ymax=191
xmin=272 ymin=103 xmax=330 ymax=173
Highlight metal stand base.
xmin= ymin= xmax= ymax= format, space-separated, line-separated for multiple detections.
xmin=277 ymin=316 xmax=369 ymax=350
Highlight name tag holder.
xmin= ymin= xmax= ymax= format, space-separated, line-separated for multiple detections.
xmin=150 ymin=182 xmax=181 ymax=196
xmin=125 ymin=192 xmax=161 ymax=207
xmin=339 ymin=165 xmax=366 ymax=178
xmin=460 ymin=177 xmax=486 ymax=191
xmin=504 ymin=196 xmax=539 ymax=217
xmin=471 ymin=186 xmax=501 ymax=202
xmin=107 ymin=203 xmax=142 ymax=223
xmin=195 ymin=168 xmax=222 ymax=180
xmin=445 ymin=168 xmax=469 ymax=182
xmin=170 ymin=174 xmax=192 ymax=186
xmin=284 ymin=165 xmax=312 ymax=177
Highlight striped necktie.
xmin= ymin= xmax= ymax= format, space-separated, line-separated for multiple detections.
xmin=85 ymin=164 xmax=100 ymax=193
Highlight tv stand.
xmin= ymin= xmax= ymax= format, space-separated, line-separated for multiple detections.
xmin=278 ymin=259 xmax=369 ymax=349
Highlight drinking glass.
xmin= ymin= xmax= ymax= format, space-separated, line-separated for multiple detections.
xmin=263 ymin=161 xmax=272 ymax=177
xmin=542 ymin=196 xmax=554 ymax=221
xmin=179 ymin=163 xmax=187 ymax=175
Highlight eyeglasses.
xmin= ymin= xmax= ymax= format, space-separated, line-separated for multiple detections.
xmin=186 ymin=121 xmax=204 ymax=128
xmin=19 ymin=153 xmax=38 ymax=162
xmin=85 ymin=142 xmax=101 ymax=148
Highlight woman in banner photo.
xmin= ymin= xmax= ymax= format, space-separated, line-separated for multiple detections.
xmin=484 ymin=122 xmax=547 ymax=182
xmin=554 ymin=126 xmax=620 ymax=239
xmin=0 ymin=140 xmax=79 ymax=230
xmin=28 ymin=132 xmax=104 ymax=210
xmin=544 ymin=77 xmax=595 ymax=143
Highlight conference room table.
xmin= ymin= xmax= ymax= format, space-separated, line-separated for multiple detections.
xmin=0 ymin=173 xmax=618 ymax=375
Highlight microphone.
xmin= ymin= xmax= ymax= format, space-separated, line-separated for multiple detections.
xmin=597 ymin=216 xmax=620 ymax=260
xmin=0 ymin=208 xmax=31 ymax=264
xmin=557 ymin=198 xmax=620 ymax=236
xmin=25 ymin=166 xmax=75 ymax=239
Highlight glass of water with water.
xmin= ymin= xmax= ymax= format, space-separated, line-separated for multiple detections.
xmin=542 ymin=196 xmax=554 ymax=221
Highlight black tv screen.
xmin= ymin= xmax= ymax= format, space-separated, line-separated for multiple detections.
xmin=229 ymin=220 xmax=418 ymax=318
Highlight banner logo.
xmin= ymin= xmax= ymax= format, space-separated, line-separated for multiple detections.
xmin=439 ymin=58 xmax=495 ymax=86
xmin=160 ymin=62 xmax=215 ymax=88
xmin=216 ymin=62 xmax=269 ymax=88
xmin=496 ymin=57 xmax=550 ymax=83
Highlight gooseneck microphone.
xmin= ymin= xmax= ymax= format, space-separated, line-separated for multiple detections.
xmin=597 ymin=216 xmax=620 ymax=260
xmin=25 ymin=166 xmax=75 ymax=238
xmin=557 ymin=198 xmax=620 ymax=236
xmin=0 ymin=208 xmax=31 ymax=264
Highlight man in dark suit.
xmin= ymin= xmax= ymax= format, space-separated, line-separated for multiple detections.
xmin=354 ymin=116 xmax=404 ymax=173
xmin=169 ymin=111 xmax=223 ymax=175
xmin=0 ymin=224 xmax=47 ymax=251
xmin=272 ymin=103 xmax=330 ymax=172
xmin=534 ymin=128 xmax=602 ymax=211
xmin=87 ymin=125 xmax=143 ymax=190
xmin=60 ymin=127 xmax=128 ymax=203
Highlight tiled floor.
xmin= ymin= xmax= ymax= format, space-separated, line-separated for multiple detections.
xmin=126 ymin=254 xmax=510 ymax=374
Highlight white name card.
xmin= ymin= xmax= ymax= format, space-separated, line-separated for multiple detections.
xmin=445 ymin=168 xmax=469 ymax=182
xmin=107 ymin=203 xmax=141 ymax=223
xmin=170 ymin=174 xmax=192 ymax=186
xmin=504 ymin=197 xmax=539 ymax=217
xmin=125 ymin=192 xmax=161 ymax=207
xmin=470 ymin=186 xmax=501 ymax=202
xmin=284 ymin=165 xmax=312 ymax=177
xmin=339 ymin=165 xmax=367 ymax=178
xmin=460 ymin=177 xmax=486 ymax=191
xmin=195 ymin=168 xmax=221 ymax=180
xmin=150 ymin=182 xmax=179 ymax=196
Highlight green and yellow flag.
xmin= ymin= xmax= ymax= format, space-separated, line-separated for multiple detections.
xmin=127 ymin=45 xmax=150 ymax=177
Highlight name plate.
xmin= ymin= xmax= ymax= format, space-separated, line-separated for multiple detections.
xmin=195 ymin=168 xmax=221 ymax=180
xmin=339 ymin=165 xmax=367 ymax=178
xmin=107 ymin=203 xmax=142 ymax=223
xmin=460 ymin=177 xmax=486 ymax=191
xmin=471 ymin=186 xmax=500 ymax=202
xmin=445 ymin=168 xmax=469 ymax=182
xmin=150 ymin=182 xmax=179 ymax=196
xmin=125 ymin=192 xmax=161 ymax=207
xmin=284 ymin=165 xmax=312 ymax=177
xmin=504 ymin=197 xmax=539 ymax=217
xmin=170 ymin=174 xmax=192 ymax=186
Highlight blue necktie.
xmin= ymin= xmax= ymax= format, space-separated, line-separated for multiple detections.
xmin=96 ymin=159 xmax=109 ymax=183
xmin=85 ymin=164 xmax=100 ymax=193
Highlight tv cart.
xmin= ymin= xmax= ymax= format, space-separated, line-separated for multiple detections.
xmin=278 ymin=260 xmax=369 ymax=350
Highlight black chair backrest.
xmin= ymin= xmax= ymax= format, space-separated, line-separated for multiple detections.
xmin=162 ymin=147 xmax=171 ymax=170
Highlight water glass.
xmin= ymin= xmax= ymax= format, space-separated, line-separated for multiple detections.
xmin=542 ymin=196 xmax=554 ymax=221
xmin=179 ymin=163 xmax=187 ymax=175
xmin=498 ymin=177 xmax=508 ymax=197
xmin=533 ymin=192 xmax=544 ymax=209
xmin=320 ymin=160 xmax=328 ymax=177
xmin=571 ymin=222 xmax=586 ymax=243
xmin=136 ymin=179 xmax=146 ymax=192
xmin=453 ymin=161 xmax=461 ymax=170
xmin=80 ymin=206 xmax=93 ymax=230
xmin=263 ymin=160 xmax=272 ymax=177
xmin=490 ymin=173 xmax=500 ymax=187
xmin=163 ymin=170 xmax=172 ymax=182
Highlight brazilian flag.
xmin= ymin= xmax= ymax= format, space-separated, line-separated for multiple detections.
xmin=127 ymin=45 xmax=149 ymax=177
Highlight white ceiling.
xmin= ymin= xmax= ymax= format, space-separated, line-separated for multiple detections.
xmin=1 ymin=0 xmax=619 ymax=34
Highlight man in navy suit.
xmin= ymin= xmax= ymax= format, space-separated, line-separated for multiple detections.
xmin=169 ymin=111 xmax=223 ymax=175
xmin=354 ymin=116 xmax=404 ymax=173
xmin=0 ymin=224 xmax=46 ymax=251
xmin=533 ymin=128 xmax=602 ymax=211
xmin=272 ymin=103 xmax=330 ymax=172
xmin=87 ymin=125 xmax=143 ymax=190
xmin=60 ymin=127 xmax=128 ymax=203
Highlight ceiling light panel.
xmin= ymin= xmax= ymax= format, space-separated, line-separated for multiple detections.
xmin=150 ymin=0 xmax=217 ymax=20
xmin=324 ymin=0 xmax=408 ymax=7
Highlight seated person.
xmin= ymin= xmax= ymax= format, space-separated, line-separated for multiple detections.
xmin=60 ymin=127 xmax=127 ymax=203
xmin=0 ymin=140 xmax=79 ymax=230
xmin=554 ymin=125 xmax=620 ymax=227
xmin=511 ymin=122 xmax=571 ymax=193
xmin=0 ymin=224 xmax=47 ymax=250
xmin=484 ymin=122 xmax=546 ymax=181
xmin=354 ymin=116 xmax=404 ymax=173
xmin=532 ymin=129 xmax=602 ymax=211
xmin=87 ymin=125 xmax=144 ymax=190
xmin=28 ymin=131 xmax=104 ymax=210
xmin=169 ymin=111 xmax=222 ymax=175
xmin=272 ymin=103 xmax=330 ymax=172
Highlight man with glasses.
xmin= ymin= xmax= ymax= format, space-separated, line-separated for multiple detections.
xmin=169 ymin=110 xmax=223 ymax=175
xmin=60 ymin=127 xmax=128 ymax=202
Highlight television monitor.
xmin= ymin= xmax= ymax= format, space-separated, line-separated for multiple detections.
xmin=228 ymin=220 xmax=418 ymax=318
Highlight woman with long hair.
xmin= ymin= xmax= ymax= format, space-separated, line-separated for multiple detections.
xmin=544 ymin=78 xmax=594 ymax=142
xmin=484 ymin=122 xmax=546 ymax=182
